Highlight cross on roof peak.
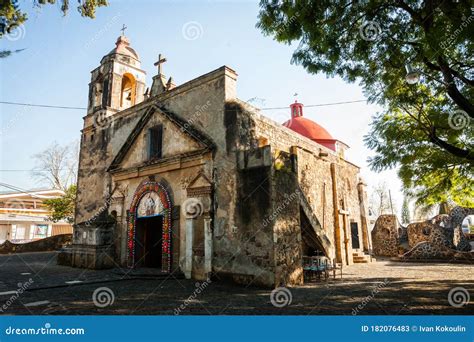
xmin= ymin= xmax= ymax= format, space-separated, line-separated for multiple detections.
xmin=154 ymin=53 xmax=167 ymax=75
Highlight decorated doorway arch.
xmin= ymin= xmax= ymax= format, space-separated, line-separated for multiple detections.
xmin=127 ymin=181 xmax=172 ymax=272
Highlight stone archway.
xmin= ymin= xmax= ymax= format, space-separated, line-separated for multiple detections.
xmin=127 ymin=181 xmax=172 ymax=272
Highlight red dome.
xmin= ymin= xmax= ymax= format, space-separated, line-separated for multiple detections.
xmin=283 ymin=116 xmax=334 ymax=141
xmin=283 ymin=101 xmax=337 ymax=151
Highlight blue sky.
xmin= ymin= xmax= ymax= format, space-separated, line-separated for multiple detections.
xmin=0 ymin=0 xmax=402 ymax=211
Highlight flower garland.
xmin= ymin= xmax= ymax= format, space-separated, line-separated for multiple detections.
xmin=127 ymin=181 xmax=172 ymax=272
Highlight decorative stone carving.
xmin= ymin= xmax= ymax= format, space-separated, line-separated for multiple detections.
xmin=185 ymin=171 xmax=212 ymax=198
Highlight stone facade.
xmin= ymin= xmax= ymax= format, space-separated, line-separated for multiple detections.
xmin=65 ymin=35 xmax=371 ymax=287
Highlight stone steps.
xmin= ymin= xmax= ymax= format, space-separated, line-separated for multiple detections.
xmin=353 ymin=256 xmax=369 ymax=263
xmin=352 ymin=251 xmax=375 ymax=263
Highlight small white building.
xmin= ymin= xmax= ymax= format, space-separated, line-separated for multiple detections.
xmin=0 ymin=189 xmax=72 ymax=244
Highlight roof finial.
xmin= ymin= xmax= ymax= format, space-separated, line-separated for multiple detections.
xmin=120 ymin=24 xmax=127 ymax=36
xmin=290 ymin=99 xmax=303 ymax=118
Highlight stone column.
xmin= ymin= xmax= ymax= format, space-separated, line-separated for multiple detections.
xmin=184 ymin=173 xmax=213 ymax=279
xmin=339 ymin=207 xmax=351 ymax=265
xmin=203 ymin=213 xmax=212 ymax=275
xmin=184 ymin=216 xmax=194 ymax=279
xmin=330 ymin=163 xmax=342 ymax=263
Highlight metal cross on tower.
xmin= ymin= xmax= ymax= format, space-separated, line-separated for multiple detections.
xmin=120 ymin=24 xmax=127 ymax=36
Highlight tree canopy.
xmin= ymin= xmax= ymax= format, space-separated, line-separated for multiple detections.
xmin=32 ymin=141 xmax=79 ymax=191
xmin=401 ymin=196 xmax=411 ymax=224
xmin=43 ymin=185 xmax=77 ymax=223
xmin=1 ymin=0 xmax=108 ymax=56
xmin=257 ymin=0 xmax=473 ymax=207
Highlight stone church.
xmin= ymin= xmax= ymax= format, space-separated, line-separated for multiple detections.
xmin=65 ymin=34 xmax=371 ymax=287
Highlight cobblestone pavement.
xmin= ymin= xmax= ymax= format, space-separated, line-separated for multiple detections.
xmin=0 ymin=252 xmax=472 ymax=315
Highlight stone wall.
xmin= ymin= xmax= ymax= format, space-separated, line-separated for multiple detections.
xmin=295 ymin=149 xmax=335 ymax=259
xmin=272 ymin=151 xmax=303 ymax=286
xmin=403 ymin=242 xmax=457 ymax=260
xmin=402 ymin=241 xmax=474 ymax=261
xmin=233 ymin=156 xmax=274 ymax=285
xmin=0 ymin=234 xmax=72 ymax=254
xmin=407 ymin=222 xmax=434 ymax=248
xmin=375 ymin=206 xmax=474 ymax=261
xmin=77 ymin=101 xmax=154 ymax=225
xmin=371 ymin=215 xmax=400 ymax=257
xmin=402 ymin=223 xmax=473 ymax=261
xmin=454 ymin=227 xmax=472 ymax=252
xmin=246 ymin=103 xmax=367 ymax=264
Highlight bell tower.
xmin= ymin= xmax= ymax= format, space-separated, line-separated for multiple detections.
xmin=86 ymin=33 xmax=146 ymax=128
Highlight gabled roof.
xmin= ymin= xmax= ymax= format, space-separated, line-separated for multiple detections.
xmin=108 ymin=104 xmax=216 ymax=171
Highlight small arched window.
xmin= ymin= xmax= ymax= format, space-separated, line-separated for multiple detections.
xmin=120 ymin=73 xmax=136 ymax=109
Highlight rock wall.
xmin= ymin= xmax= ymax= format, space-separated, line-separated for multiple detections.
xmin=0 ymin=234 xmax=72 ymax=254
xmin=373 ymin=204 xmax=473 ymax=261
xmin=371 ymin=215 xmax=400 ymax=257
xmin=407 ymin=222 xmax=435 ymax=248
xmin=381 ymin=206 xmax=474 ymax=261
xmin=428 ymin=224 xmax=455 ymax=248
xmin=454 ymin=227 xmax=472 ymax=252
xmin=272 ymin=151 xmax=303 ymax=286
xmin=403 ymin=241 xmax=455 ymax=259
xmin=402 ymin=241 xmax=474 ymax=261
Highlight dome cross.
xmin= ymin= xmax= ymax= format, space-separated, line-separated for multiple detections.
xmin=120 ymin=24 xmax=127 ymax=36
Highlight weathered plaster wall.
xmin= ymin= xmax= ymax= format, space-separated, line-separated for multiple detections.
xmin=156 ymin=69 xmax=256 ymax=283
xmin=119 ymin=113 xmax=204 ymax=169
xmin=76 ymin=105 xmax=149 ymax=225
xmin=111 ymin=155 xmax=212 ymax=268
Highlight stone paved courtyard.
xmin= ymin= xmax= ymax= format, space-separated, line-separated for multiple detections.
xmin=0 ymin=252 xmax=472 ymax=315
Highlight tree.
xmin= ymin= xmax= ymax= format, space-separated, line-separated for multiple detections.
xmin=32 ymin=141 xmax=79 ymax=191
xmin=369 ymin=182 xmax=394 ymax=218
xmin=1 ymin=0 xmax=108 ymax=57
xmin=401 ymin=197 xmax=411 ymax=225
xmin=43 ymin=185 xmax=76 ymax=223
xmin=257 ymin=1 xmax=473 ymax=206
xmin=412 ymin=198 xmax=455 ymax=220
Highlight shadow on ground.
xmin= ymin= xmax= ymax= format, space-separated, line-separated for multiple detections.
xmin=0 ymin=252 xmax=472 ymax=315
